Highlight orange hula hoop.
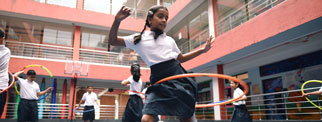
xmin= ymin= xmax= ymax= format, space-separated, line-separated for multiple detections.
xmin=155 ymin=73 xmax=249 ymax=108
xmin=0 ymin=72 xmax=15 ymax=94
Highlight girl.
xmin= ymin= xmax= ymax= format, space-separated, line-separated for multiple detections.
xmin=121 ymin=63 xmax=143 ymax=122
xmin=230 ymin=80 xmax=252 ymax=122
xmin=108 ymin=5 xmax=214 ymax=122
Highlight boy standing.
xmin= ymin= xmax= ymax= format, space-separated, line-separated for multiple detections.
xmin=14 ymin=70 xmax=53 ymax=122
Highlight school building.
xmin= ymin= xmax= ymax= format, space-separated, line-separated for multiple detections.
xmin=1 ymin=0 xmax=322 ymax=121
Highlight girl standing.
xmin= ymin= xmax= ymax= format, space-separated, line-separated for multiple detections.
xmin=121 ymin=63 xmax=143 ymax=122
xmin=230 ymin=80 xmax=252 ymax=122
xmin=108 ymin=5 xmax=214 ymax=122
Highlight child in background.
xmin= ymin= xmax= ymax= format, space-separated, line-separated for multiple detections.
xmin=230 ymin=80 xmax=252 ymax=122
xmin=121 ymin=63 xmax=143 ymax=122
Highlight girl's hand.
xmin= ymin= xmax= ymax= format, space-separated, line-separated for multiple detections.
xmin=202 ymin=36 xmax=214 ymax=53
xmin=115 ymin=6 xmax=131 ymax=22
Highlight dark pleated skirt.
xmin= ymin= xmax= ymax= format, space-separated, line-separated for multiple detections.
xmin=142 ymin=59 xmax=198 ymax=118
xmin=231 ymin=105 xmax=253 ymax=122
xmin=122 ymin=95 xmax=143 ymax=122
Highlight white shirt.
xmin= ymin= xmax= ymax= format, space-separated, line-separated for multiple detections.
xmin=126 ymin=76 xmax=142 ymax=96
xmin=0 ymin=45 xmax=10 ymax=90
xmin=319 ymin=86 xmax=322 ymax=93
xmin=82 ymin=92 xmax=98 ymax=106
xmin=122 ymin=31 xmax=181 ymax=67
xmin=233 ymin=87 xmax=246 ymax=105
xmin=16 ymin=78 xmax=40 ymax=100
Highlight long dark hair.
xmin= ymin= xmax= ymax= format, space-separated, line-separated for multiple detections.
xmin=131 ymin=62 xmax=141 ymax=82
xmin=133 ymin=5 xmax=168 ymax=45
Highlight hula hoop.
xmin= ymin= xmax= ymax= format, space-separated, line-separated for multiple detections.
xmin=155 ymin=73 xmax=249 ymax=108
xmin=126 ymin=90 xmax=145 ymax=95
xmin=0 ymin=72 xmax=15 ymax=94
xmin=74 ymin=106 xmax=99 ymax=113
xmin=301 ymin=80 xmax=322 ymax=110
xmin=14 ymin=64 xmax=54 ymax=101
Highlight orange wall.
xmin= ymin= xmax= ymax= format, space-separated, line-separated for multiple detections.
xmin=182 ymin=0 xmax=322 ymax=70
xmin=0 ymin=0 xmax=144 ymax=32
xmin=9 ymin=57 xmax=151 ymax=81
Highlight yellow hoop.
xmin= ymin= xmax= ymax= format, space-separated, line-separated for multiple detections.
xmin=301 ymin=80 xmax=322 ymax=110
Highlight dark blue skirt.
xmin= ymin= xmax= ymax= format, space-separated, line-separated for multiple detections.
xmin=142 ymin=59 xmax=197 ymax=118
xmin=122 ymin=95 xmax=143 ymax=122
xmin=231 ymin=105 xmax=253 ymax=122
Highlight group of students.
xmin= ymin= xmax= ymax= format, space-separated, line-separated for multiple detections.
xmin=1 ymin=4 xmax=322 ymax=122
xmin=0 ymin=28 xmax=50 ymax=122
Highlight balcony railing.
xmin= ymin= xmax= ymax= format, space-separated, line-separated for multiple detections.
xmin=6 ymin=41 xmax=73 ymax=61
xmin=216 ymin=0 xmax=286 ymax=36
xmin=79 ymin=48 xmax=147 ymax=67
xmin=164 ymin=86 xmax=322 ymax=121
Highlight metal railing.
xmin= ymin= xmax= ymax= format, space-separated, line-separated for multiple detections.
xmin=178 ymin=28 xmax=209 ymax=54
xmin=6 ymin=41 xmax=73 ymax=61
xmin=79 ymin=48 xmax=147 ymax=67
xmin=5 ymin=103 xmax=69 ymax=119
xmin=189 ymin=87 xmax=322 ymax=121
xmin=4 ymin=102 xmax=127 ymax=120
xmin=4 ymin=87 xmax=322 ymax=121
xmin=6 ymin=41 xmax=148 ymax=67
xmin=216 ymin=0 xmax=286 ymax=36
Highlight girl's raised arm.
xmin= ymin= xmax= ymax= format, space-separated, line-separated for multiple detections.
xmin=108 ymin=6 xmax=131 ymax=47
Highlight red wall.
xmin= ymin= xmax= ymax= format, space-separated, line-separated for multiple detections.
xmin=182 ymin=0 xmax=322 ymax=70
xmin=9 ymin=57 xmax=150 ymax=81
xmin=5 ymin=0 xmax=322 ymax=81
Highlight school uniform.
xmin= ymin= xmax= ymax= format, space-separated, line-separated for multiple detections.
xmin=81 ymin=92 xmax=98 ymax=121
xmin=16 ymin=78 xmax=40 ymax=122
xmin=231 ymin=87 xmax=252 ymax=122
xmin=122 ymin=31 xmax=198 ymax=118
xmin=0 ymin=45 xmax=10 ymax=115
xmin=122 ymin=76 xmax=143 ymax=122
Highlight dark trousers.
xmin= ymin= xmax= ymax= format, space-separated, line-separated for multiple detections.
xmin=0 ymin=90 xmax=7 ymax=116
xmin=83 ymin=106 xmax=95 ymax=121
xmin=18 ymin=99 xmax=38 ymax=122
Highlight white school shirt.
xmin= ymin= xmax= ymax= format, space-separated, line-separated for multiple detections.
xmin=0 ymin=45 xmax=10 ymax=90
xmin=122 ymin=31 xmax=181 ymax=67
xmin=127 ymin=76 xmax=143 ymax=96
xmin=16 ymin=78 xmax=40 ymax=100
xmin=233 ymin=87 xmax=246 ymax=105
xmin=82 ymin=92 xmax=98 ymax=106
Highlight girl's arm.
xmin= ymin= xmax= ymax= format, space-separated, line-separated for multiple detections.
xmin=121 ymin=80 xmax=131 ymax=86
xmin=303 ymin=90 xmax=322 ymax=97
xmin=177 ymin=36 xmax=214 ymax=63
xmin=108 ymin=6 xmax=131 ymax=46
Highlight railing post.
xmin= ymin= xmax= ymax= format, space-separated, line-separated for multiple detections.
xmin=318 ymin=95 xmax=322 ymax=120
xmin=283 ymin=93 xmax=288 ymax=120
xmin=258 ymin=97 xmax=261 ymax=120
xmin=229 ymin=16 xmax=232 ymax=30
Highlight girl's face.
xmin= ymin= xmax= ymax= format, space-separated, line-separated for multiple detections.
xmin=149 ymin=8 xmax=168 ymax=31
xmin=230 ymin=81 xmax=238 ymax=89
